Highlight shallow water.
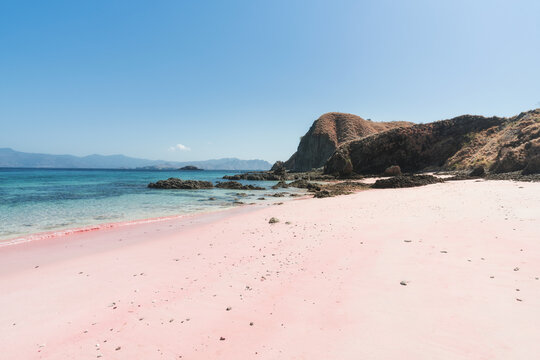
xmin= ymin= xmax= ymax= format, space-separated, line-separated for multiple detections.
xmin=0 ymin=168 xmax=301 ymax=240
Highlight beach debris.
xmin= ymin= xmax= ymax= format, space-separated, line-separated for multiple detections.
xmin=249 ymin=322 xmax=254 ymax=326
xmin=269 ymin=217 xmax=279 ymax=224
xmin=115 ymin=346 xmax=121 ymax=351
xmin=516 ymin=298 xmax=523 ymax=302
xmin=403 ymin=240 xmax=412 ymax=243
xmin=514 ymin=267 xmax=520 ymax=271
xmin=440 ymin=250 xmax=448 ymax=253
xmin=219 ymin=337 xmax=226 ymax=341
xmin=226 ymin=307 xmax=232 ymax=311
xmin=400 ymin=281 xmax=408 ymax=286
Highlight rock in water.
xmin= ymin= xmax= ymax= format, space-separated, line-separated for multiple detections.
xmin=179 ymin=165 xmax=202 ymax=170
xmin=148 ymin=178 xmax=214 ymax=189
xmin=215 ymin=181 xmax=264 ymax=190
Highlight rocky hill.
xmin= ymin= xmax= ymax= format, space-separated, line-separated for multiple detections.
xmin=324 ymin=109 xmax=540 ymax=176
xmin=283 ymin=112 xmax=413 ymax=171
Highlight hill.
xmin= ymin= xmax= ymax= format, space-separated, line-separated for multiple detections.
xmin=324 ymin=109 xmax=540 ymax=176
xmin=283 ymin=112 xmax=413 ymax=171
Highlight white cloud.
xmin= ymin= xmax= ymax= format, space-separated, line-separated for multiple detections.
xmin=169 ymin=143 xmax=191 ymax=151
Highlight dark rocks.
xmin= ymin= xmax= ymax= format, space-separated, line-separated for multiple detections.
xmin=383 ymin=165 xmax=402 ymax=177
xmin=271 ymin=161 xmax=286 ymax=177
xmin=469 ymin=165 xmax=485 ymax=177
xmin=312 ymin=181 xmax=369 ymax=198
xmin=148 ymin=178 xmax=213 ymax=189
xmin=313 ymin=190 xmax=332 ymax=198
xmin=269 ymin=192 xmax=288 ymax=197
xmin=269 ymin=217 xmax=279 ymax=224
xmin=271 ymin=181 xmax=289 ymax=189
xmin=223 ymin=172 xmax=282 ymax=181
xmin=288 ymin=179 xmax=321 ymax=191
xmin=215 ymin=181 xmax=264 ymax=190
xmin=485 ymin=171 xmax=540 ymax=182
xmin=371 ymin=175 xmax=444 ymax=189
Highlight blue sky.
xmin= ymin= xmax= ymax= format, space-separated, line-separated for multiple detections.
xmin=1 ymin=0 xmax=539 ymax=163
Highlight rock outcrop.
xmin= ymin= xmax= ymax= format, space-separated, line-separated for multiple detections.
xmin=284 ymin=112 xmax=413 ymax=171
xmin=179 ymin=165 xmax=202 ymax=170
xmin=215 ymin=181 xmax=264 ymax=190
xmin=148 ymin=178 xmax=214 ymax=189
xmin=325 ymin=109 xmax=540 ymax=176
xmin=371 ymin=175 xmax=444 ymax=189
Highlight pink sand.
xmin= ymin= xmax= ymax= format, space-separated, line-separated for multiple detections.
xmin=1 ymin=180 xmax=539 ymax=359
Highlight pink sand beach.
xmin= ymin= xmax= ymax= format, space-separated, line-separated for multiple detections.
xmin=1 ymin=179 xmax=539 ymax=359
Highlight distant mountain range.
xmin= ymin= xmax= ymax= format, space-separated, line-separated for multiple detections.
xmin=0 ymin=148 xmax=272 ymax=171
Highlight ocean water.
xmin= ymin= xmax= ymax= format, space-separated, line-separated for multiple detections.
xmin=0 ymin=168 xmax=302 ymax=241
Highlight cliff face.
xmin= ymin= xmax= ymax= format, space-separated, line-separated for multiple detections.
xmin=284 ymin=112 xmax=412 ymax=171
xmin=324 ymin=109 xmax=540 ymax=176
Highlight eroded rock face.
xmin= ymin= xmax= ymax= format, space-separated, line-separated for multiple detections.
xmin=284 ymin=112 xmax=413 ymax=171
xmin=148 ymin=178 xmax=214 ymax=189
xmin=325 ymin=109 xmax=540 ymax=176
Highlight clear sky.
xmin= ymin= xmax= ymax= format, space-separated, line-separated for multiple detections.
xmin=1 ymin=0 xmax=539 ymax=163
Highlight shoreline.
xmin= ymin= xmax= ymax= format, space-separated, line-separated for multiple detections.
xmin=1 ymin=179 xmax=539 ymax=359
xmin=0 ymin=193 xmax=310 ymax=248
xmin=0 ymin=206 xmax=240 ymax=248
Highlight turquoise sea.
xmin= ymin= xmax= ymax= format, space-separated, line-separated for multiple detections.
xmin=0 ymin=168 xmax=300 ymax=241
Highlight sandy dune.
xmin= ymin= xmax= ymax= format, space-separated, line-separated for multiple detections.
xmin=1 ymin=180 xmax=539 ymax=359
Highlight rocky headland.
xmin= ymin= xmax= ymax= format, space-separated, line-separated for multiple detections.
xmin=283 ymin=112 xmax=413 ymax=171
xmin=324 ymin=109 xmax=540 ymax=177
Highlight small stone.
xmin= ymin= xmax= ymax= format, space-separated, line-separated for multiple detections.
xmin=219 ymin=337 xmax=226 ymax=341
xmin=249 ymin=322 xmax=254 ymax=326
xmin=226 ymin=307 xmax=231 ymax=311
xmin=269 ymin=217 xmax=279 ymax=224
xmin=115 ymin=346 xmax=121 ymax=351
xmin=400 ymin=281 xmax=408 ymax=286
xmin=516 ymin=298 xmax=523 ymax=302
xmin=404 ymin=240 xmax=412 ymax=243
xmin=514 ymin=267 xmax=520 ymax=271
xmin=440 ymin=250 xmax=448 ymax=253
